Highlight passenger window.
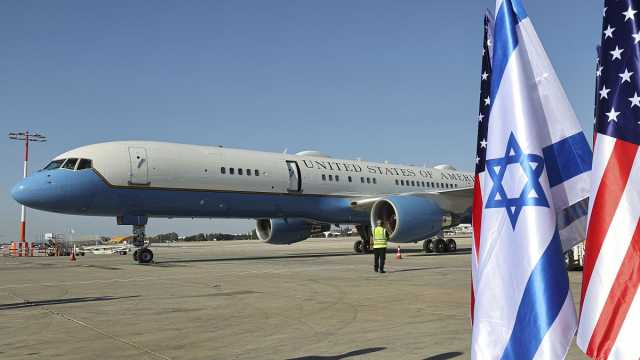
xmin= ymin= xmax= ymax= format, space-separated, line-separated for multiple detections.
xmin=410 ymin=180 xmax=414 ymax=186
xmin=366 ymin=177 xmax=371 ymax=184
xmin=400 ymin=180 xmax=405 ymax=186
xmin=322 ymin=174 xmax=326 ymax=181
xmin=77 ymin=159 xmax=93 ymax=170
xmin=361 ymin=177 xmax=365 ymax=183
xmin=255 ymin=169 xmax=260 ymax=176
xmin=372 ymin=178 xmax=377 ymax=184
xmin=221 ymin=167 xmax=226 ymax=174
xmin=335 ymin=175 xmax=339 ymax=182
xmin=43 ymin=159 xmax=64 ymax=170
xmin=230 ymin=168 xmax=235 ymax=175
xmin=348 ymin=176 xmax=352 ymax=183
xmin=421 ymin=181 xmax=425 ymax=187
xmin=238 ymin=168 xmax=243 ymax=175
xmin=247 ymin=169 xmax=251 ymax=176
xmin=329 ymin=174 xmax=333 ymax=181
xmin=62 ymin=158 xmax=78 ymax=170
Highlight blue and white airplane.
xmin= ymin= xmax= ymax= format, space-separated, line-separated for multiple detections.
xmin=11 ymin=141 xmax=473 ymax=263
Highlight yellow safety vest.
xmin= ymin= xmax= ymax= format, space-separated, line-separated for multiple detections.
xmin=372 ymin=226 xmax=388 ymax=248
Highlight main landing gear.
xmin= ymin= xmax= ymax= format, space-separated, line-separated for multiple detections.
xmin=354 ymin=225 xmax=373 ymax=254
xmin=131 ymin=224 xmax=153 ymax=264
xmin=423 ymin=236 xmax=457 ymax=254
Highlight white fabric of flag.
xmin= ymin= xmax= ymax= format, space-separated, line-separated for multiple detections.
xmin=471 ymin=0 xmax=592 ymax=359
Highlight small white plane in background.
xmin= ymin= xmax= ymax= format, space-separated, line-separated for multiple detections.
xmin=11 ymin=141 xmax=473 ymax=263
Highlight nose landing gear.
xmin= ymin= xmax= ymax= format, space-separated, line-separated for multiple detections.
xmin=132 ymin=224 xmax=153 ymax=264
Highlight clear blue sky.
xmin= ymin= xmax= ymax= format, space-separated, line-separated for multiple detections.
xmin=0 ymin=0 xmax=602 ymax=241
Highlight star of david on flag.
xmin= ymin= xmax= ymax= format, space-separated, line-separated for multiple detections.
xmin=485 ymin=133 xmax=549 ymax=229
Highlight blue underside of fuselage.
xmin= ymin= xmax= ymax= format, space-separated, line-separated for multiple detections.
xmin=11 ymin=169 xmax=369 ymax=224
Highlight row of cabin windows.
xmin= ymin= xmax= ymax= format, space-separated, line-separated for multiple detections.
xmin=220 ymin=167 xmax=260 ymax=177
xmin=42 ymin=158 xmax=93 ymax=171
xmin=395 ymin=179 xmax=458 ymax=189
xmin=321 ymin=174 xmax=377 ymax=184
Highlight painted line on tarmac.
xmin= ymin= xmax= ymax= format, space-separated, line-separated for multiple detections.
xmin=6 ymin=292 xmax=172 ymax=360
xmin=0 ymin=276 xmax=189 ymax=289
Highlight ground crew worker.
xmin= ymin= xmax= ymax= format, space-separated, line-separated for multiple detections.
xmin=371 ymin=219 xmax=388 ymax=273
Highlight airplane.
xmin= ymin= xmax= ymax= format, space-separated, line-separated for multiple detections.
xmin=10 ymin=141 xmax=474 ymax=263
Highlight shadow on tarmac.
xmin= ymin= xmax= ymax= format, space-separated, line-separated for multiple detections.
xmin=287 ymin=346 xmax=386 ymax=360
xmin=411 ymin=248 xmax=471 ymax=257
xmin=390 ymin=266 xmax=447 ymax=273
xmin=423 ymin=351 xmax=464 ymax=360
xmin=155 ymin=252 xmax=359 ymax=265
xmin=0 ymin=295 xmax=140 ymax=311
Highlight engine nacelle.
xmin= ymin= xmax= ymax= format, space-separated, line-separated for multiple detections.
xmin=255 ymin=218 xmax=330 ymax=245
xmin=370 ymin=195 xmax=447 ymax=243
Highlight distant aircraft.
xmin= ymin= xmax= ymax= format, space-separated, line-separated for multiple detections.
xmin=11 ymin=141 xmax=473 ymax=263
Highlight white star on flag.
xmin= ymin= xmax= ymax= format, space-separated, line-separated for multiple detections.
xmin=633 ymin=31 xmax=640 ymax=44
xmin=480 ymin=139 xmax=487 ymax=148
xmin=623 ymin=6 xmax=637 ymax=21
xmin=606 ymin=107 xmax=621 ymax=122
xmin=629 ymin=92 xmax=640 ymax=108
xmin=481 ymin=72 xmax=489 ymax=80
xmin=597 ymin=65 xmax=603 ymax=77
xmin=600 ymin=84 xmax=611 ymax=99
xmin=604 ymin=24 xmax=615 ymax=38
xmin=484 ymin=96 xmax=491 ymax=106
xmin=610 ymin=46 xmax=624 ymax=60
xmin=619 ymin=68 xmax=634 ymax=83
xmin=478 ymin=114 xmax=484 ymax=122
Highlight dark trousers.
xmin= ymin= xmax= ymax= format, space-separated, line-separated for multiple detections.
xmin=373 ymin=247 xmax=386 ymax=271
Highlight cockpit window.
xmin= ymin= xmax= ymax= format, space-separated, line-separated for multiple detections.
xmin=43 ymin=159 xmax=64 ymax=170
xmin=76 ymin=159 xmax=93 ymax=170
xmin=62 ymin=158 xmax=78 ymax=170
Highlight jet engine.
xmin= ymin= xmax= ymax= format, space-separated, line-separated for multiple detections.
xmin=370 ymin=195 xmax=451 ymax=243
xmin=255 ymin=218 xmax=330 ymax=244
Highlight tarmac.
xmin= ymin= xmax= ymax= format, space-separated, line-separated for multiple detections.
xmin=0 ymin=237 xmax=587 ymax=360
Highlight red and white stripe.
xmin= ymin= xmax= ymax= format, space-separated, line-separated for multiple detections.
xmin=470 ymin=172 xmax=483 ymax=323
xmin=577 ymin=133 xmax=640 ymax=359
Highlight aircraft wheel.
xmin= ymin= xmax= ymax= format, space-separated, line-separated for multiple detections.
xmin=132 ymin=250 xmax=139 ymax=262
xmin=434 ymin=239 xmax=446 ymax=253
xmin=446 ymin=239 xmax=457 ymax=252
xmin=354 ymin=240 xmax=364 ymax=253
xmin=139 ymin=248 xmax=153 ymax=264
xmin=423 ymin=239 xmax=434 ymax=253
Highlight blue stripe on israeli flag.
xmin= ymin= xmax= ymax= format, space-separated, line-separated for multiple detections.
xmin=543 ymin=133 xmax=592 ymax=188
xmin=500 ymin=229 xmax=570 ymax=360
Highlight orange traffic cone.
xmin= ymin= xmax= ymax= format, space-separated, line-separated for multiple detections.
xmin=395 ymin=246 xmax=402 ymax=259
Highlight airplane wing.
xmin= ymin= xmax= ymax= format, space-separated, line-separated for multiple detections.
xmin=349 ymin=187 xmax=473 ymax=214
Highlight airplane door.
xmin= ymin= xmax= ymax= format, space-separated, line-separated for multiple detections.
xmin=286 ymin=161 xmax=301 ymax=192
xmin=128 ymin=147 xmax=150 ymax=185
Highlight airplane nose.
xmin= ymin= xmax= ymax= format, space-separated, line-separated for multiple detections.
xmin=11 ymin=179 xmax=33 ymax=206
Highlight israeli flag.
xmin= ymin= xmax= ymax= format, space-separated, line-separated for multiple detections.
xmin=471 ymin=1 xmax=591 ymax=359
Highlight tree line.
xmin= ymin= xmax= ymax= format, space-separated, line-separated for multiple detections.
xmin=151 ymin=230 xmax=258 ymax=242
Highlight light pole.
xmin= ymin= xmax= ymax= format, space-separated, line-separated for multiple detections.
xmin=8 ymin=131 xmax=47 ymax=255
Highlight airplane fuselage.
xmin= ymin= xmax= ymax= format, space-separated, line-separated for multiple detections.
xmin=11 ymin=141 xmax=474 ymax=227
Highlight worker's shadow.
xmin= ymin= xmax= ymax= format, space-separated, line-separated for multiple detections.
xmin=287 ymin=346 xmax=386 ymax=360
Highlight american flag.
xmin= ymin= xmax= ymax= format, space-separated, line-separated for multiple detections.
xmin=470 ymin=11 xmax=492 ymax=324
xmin=577 ymin=0 xmax=640 ymax=358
